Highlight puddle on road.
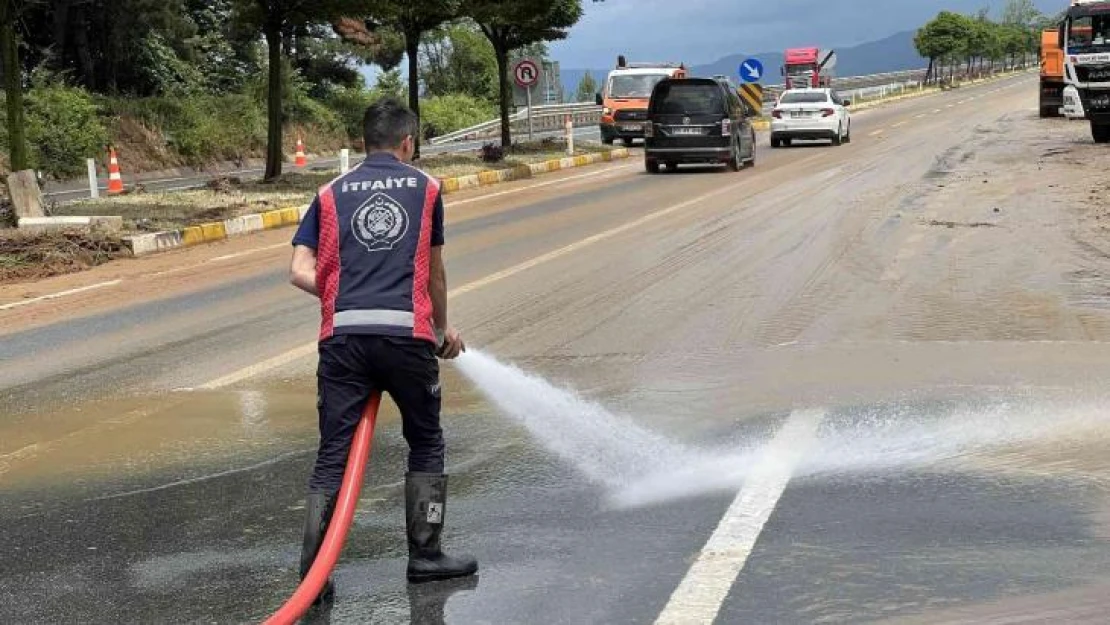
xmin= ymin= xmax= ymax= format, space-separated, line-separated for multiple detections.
xmin=0 ymin=388 xmax=320 ymax=493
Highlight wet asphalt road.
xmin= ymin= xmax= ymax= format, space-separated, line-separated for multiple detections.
xmin=6 ymin=73 xmax=1110 ymax=624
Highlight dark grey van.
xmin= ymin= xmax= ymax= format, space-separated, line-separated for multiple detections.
xmin=643 ymin=77 xmax=756 ymax=173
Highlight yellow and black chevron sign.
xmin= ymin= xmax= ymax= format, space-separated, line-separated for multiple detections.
xmin=738 ymin=83 xmax=763 ymax=115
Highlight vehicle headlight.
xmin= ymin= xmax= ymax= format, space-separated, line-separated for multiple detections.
xmin=602 ymin=107 xmax=612 ymax=116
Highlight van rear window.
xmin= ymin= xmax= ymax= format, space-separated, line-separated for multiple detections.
xmin=652 ymin=84 xmax=724 ymax=115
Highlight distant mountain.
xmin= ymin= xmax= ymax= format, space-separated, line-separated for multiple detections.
xmin=561 ymin=31 xmax=925 ymax=99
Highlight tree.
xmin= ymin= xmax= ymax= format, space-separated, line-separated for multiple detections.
xmin=231 ymin=0 xmax=356 ymax=181
xmin=574 ymin=72 xmax=597 ymax=103
xmin=353 ymin=1 xmax=458 ymax=159
xmin=463 ymin=0 xmax=583 ymax=147
xmin=421 ymin=23 xmax=498 ymax=101
xmin=373 ymin=68 xmax=406 ymax=100
xmin=1001 ymin=0 xmax=1040 ymax=28
xmin=0 ymin=0 xmax=28 ymax=174
xmin=916 ymin=12 xmax=971 ymax=83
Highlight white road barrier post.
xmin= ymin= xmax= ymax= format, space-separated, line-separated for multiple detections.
xmin=566 ymin=115 xmax=574 ymax=156
xmin=87 ymin=158 xmax=99 ymax=199
xmin=340 ymin=149 xmax=350 ymax=174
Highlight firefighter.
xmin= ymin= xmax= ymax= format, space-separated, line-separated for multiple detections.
xmin=289 ymin=98 xmax=477 ymax=603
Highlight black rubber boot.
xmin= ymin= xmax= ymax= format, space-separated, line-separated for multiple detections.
xmin=299 ymin=491 xmax=337 ymax=606
xmin=405 ymin=473 xmax=479 ymax=583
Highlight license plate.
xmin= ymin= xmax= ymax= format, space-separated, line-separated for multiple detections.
xmin=790 ymin=111 xmax=809 ymax=119
xmin=672 ymin=127 xmax=702 ymax=135
xmin=621 ymin=124 xmax=642 ymax=132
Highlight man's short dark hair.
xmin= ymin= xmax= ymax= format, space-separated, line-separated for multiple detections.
xmin=363 ymin=98 xmax=418 ymax=151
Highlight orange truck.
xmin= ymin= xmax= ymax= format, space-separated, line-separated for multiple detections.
xmin=596 ymin=56 xmax=687 ymax=146
xmin=1040 ymin=28 xmax=1065 ymax=118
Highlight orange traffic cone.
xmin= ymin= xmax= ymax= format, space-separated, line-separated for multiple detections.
xmin=107 ymin=147 xmax=124 ymax=194
xmin=295 ymin=138 xmax=307 ymax=168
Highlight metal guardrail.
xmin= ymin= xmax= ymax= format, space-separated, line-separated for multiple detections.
xmin=427 ymin=66 xmax=1023 ymax=145
xmin=428 ymin=103 xmax=601 ymax=145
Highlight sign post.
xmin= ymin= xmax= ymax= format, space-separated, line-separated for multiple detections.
xmin=514 ymin=58 xmax=541 ymax=142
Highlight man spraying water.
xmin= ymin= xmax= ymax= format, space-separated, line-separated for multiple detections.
xmin=288 ymin=98 xmax=477 ymax=605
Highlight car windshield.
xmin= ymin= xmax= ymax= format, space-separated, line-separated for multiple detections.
xmin=651 ymin=83 xmax=724 ymax=115
xmin=779 ymin=92 xmax=829 ymax=104
xmin=1069 ymin=15 xmax=1110 ymax=50
xmin=609 ymin=74 xmax=669 ymax=99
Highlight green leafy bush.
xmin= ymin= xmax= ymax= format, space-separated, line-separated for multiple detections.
xmin=0 ymin=77 xmax=110 ymax=178
xmin=106 ymin=94 xmax=266 ymax=164
xmin=420 ymin=94 xmax=496 ymax=140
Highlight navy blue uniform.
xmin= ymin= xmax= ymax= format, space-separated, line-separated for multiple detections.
xmin=293 ymin=154 xmax=446 ymax=493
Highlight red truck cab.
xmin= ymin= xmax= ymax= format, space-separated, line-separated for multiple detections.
xmin=783 ymin=47 xmax=833 ymax=89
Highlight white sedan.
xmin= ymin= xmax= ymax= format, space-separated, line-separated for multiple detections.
xmin=770 ymin=88 xmax=852 ymax=148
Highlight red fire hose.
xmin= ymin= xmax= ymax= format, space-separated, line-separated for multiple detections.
xmin=264 ymin=394 xmax=381 ymax=625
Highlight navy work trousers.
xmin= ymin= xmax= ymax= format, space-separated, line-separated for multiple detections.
xmin=309 ymin=334 xmax=444 ymax=494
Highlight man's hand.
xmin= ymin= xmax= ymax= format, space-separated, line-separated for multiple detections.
xmin=436 ymin=326 xmax=465 ymax=360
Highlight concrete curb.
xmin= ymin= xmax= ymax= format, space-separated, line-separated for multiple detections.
xmin=122 ymin=148 xmax=633 ymax=257
xmin=19 ymin=216 xmax=123 ymax=233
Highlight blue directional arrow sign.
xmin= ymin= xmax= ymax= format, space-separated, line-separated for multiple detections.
xmin=739 ymin=58 xmax=764 ymax=83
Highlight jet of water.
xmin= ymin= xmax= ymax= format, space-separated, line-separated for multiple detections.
xmin=455 ymin=350 xmax=1110 ymax=509
xmin=454 ymin=350 xmax=759 ymax=509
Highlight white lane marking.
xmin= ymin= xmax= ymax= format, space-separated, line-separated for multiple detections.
xmin=869 ymin=129 xmax=885 ymax=137
xmin=209 ymin=243 xmax=290 ymax=262
xmin=0 ymin=280 xmax=123 ymax=311
xmin=654 ymin=409 xmax=826 ymax=625
xmin=892 ymin=121 xmax=907 ymax=128
xmin=932 ymin=109 xmax=942 ymax=114
xmin=447 ymin=163 xmax=637 ymax=207
xmin=957 ymin=99 xmax=970 ymax=105
xmin=914 ymin=113 xmax=927 ymax=119
xmin=946 ymin=104 xmax=955 ymax=108
xmin=195 ymin=343 xmax=318 ymax=390
xmin=189 ymin=170 xmax=769 ymax=389
xmin=85 ymin=447 xmax=312 ymax=501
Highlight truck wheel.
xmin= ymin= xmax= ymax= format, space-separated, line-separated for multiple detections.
xmin=622 ymin=137 xmax=635 ymax=147
xmin=831 ymin=125 xmax=843 ymax=146
xmin=771 ymin=137 xmax=781 ymax=149
xmin=645 ymin=159 xmax=660 ymax=173
xmin=1093 ymin=122 xmax=1110 ymax=144
xmin=602 ymin=136 xmax=614 ymax=145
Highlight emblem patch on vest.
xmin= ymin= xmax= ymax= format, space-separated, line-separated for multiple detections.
xmin=427 ymin=502 xmax=443 ymax=524
xmin=352 ymin=192 xmax=409 ymax=252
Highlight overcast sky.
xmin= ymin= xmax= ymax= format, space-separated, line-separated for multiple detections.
xmin=550 ymin=0 xmax=1061 ymax=69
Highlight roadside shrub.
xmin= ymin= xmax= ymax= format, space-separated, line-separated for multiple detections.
xmin=0 ymin=77 xmax=109 ymax=179
xmin=106 ymin=94 xmax=266 ymax=165
xmin=325 ymin=86 xmax=373 ymax=140
xmin=479 ymin=143 xmax=504 ymax=163
xmin=421 ymin=94 xmax=497 ymax=140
